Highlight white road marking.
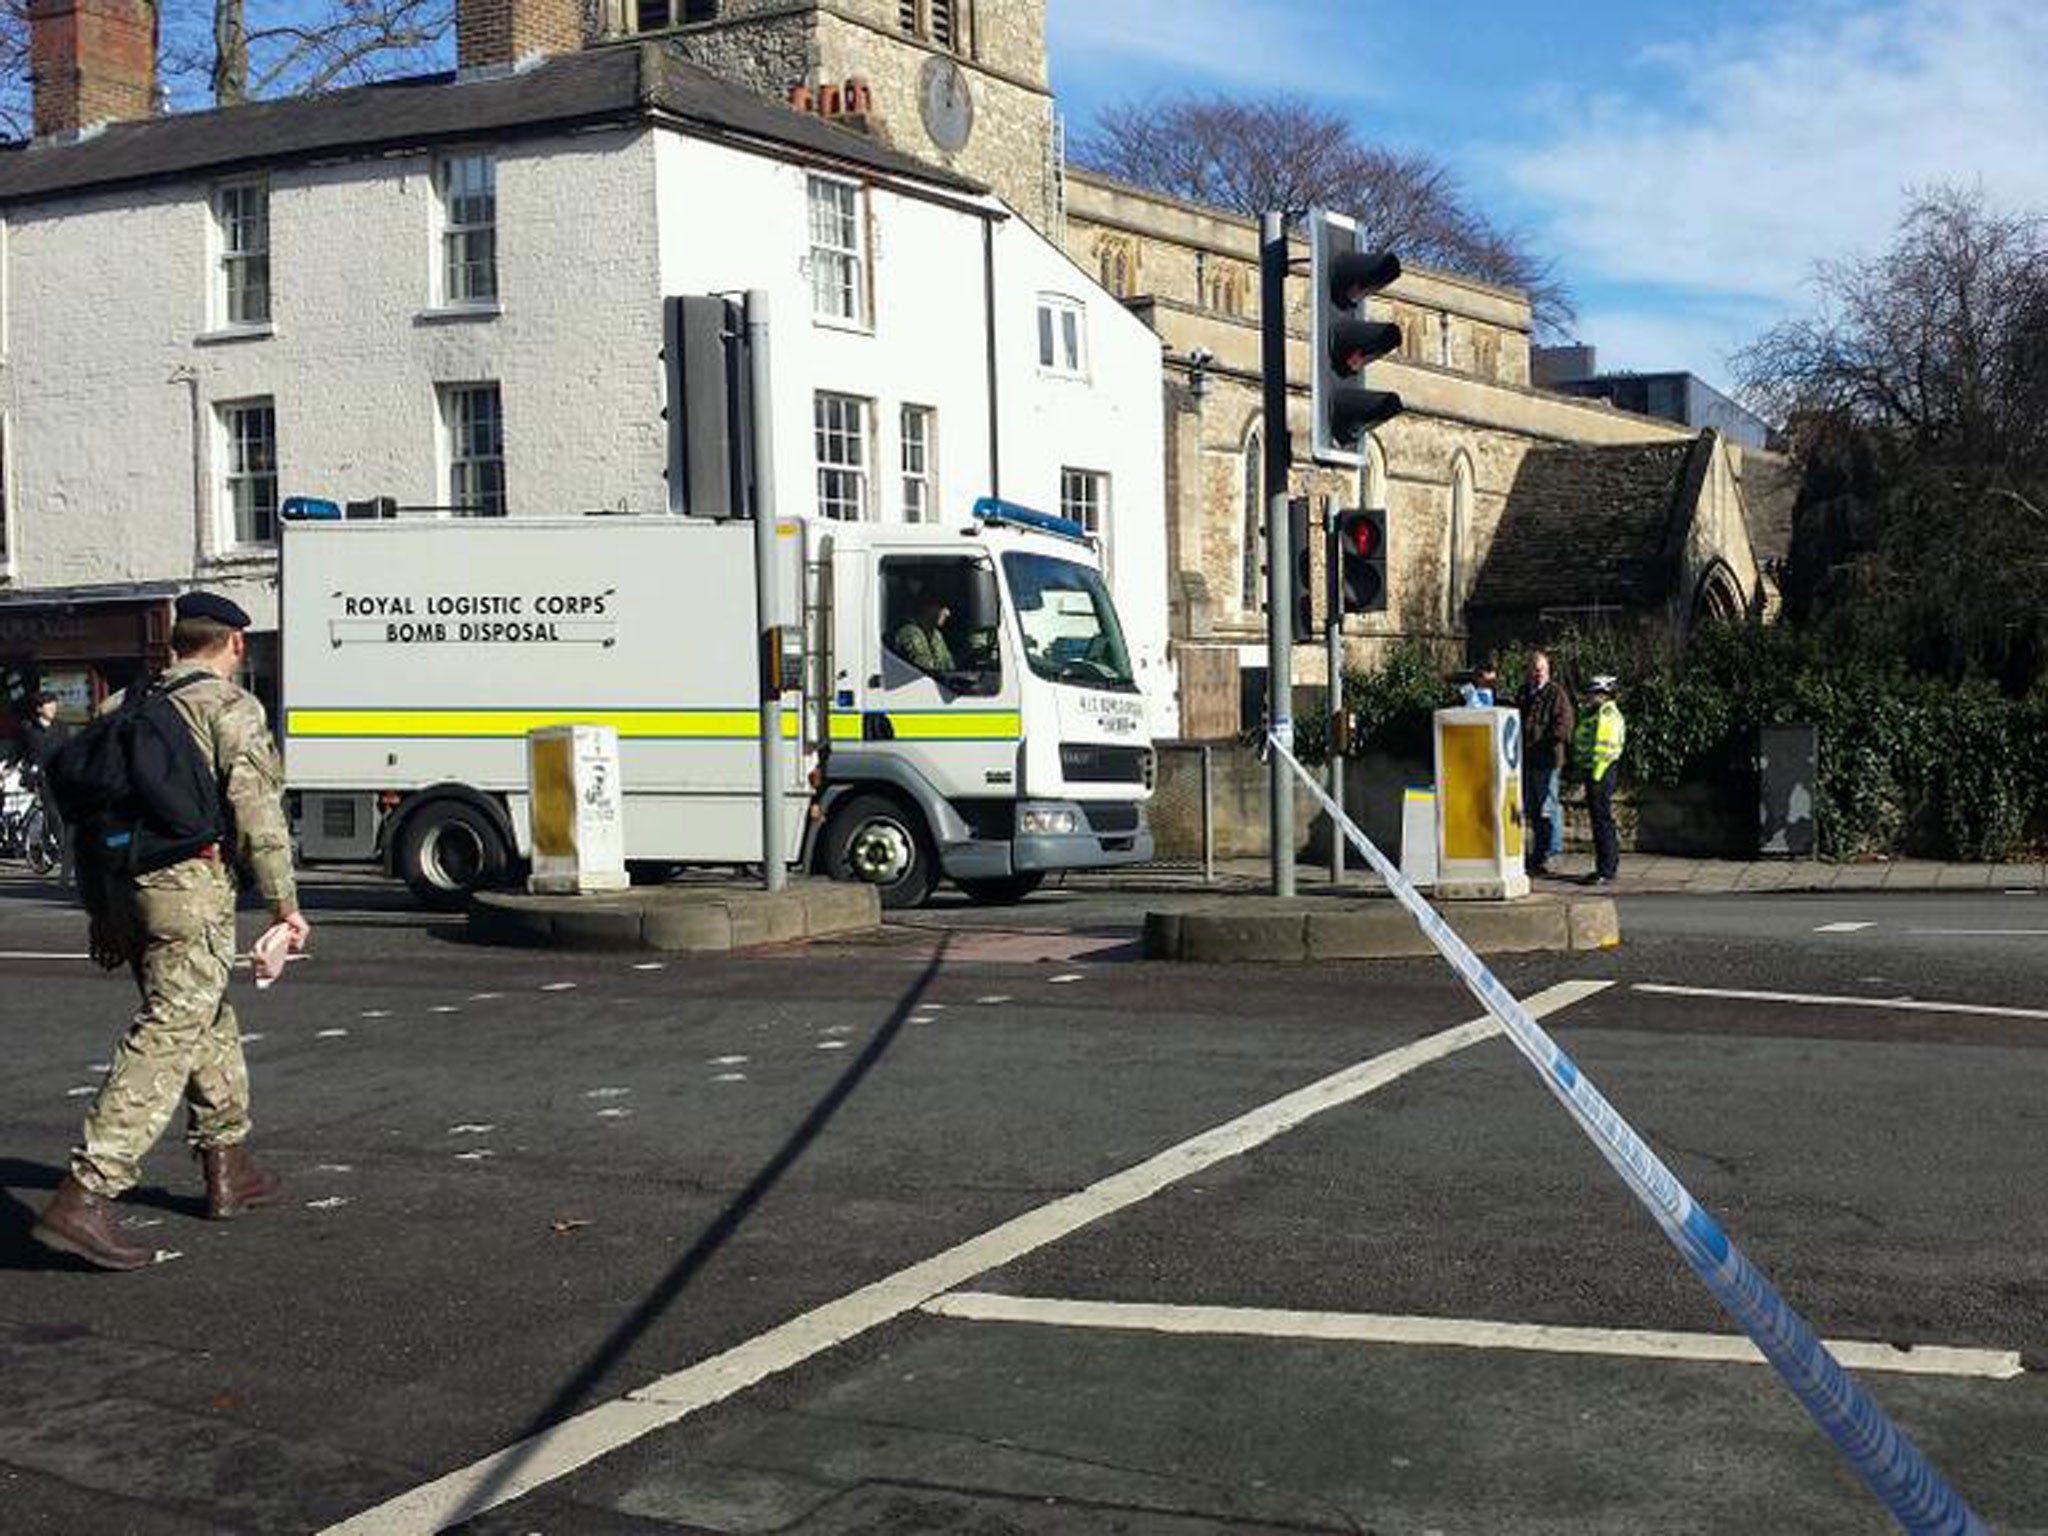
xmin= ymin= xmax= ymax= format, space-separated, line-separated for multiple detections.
xmin=1049 ymin=973 xmax=1084 ymax=984
xmin=317 ymin=979 xmax=1610 ymax=1535
xmin=1813 ymin=921 xmax=1873 ymax=933
xmin=632 ymin=963 xmax=666 ymax=971
xmin=596 ymin=1107 xmax=633 ymax=1119
xmin=0 ymin=951 xmax=90 ymax=961
xmin=817 ymin=1040 xmax=849 ymax=1051
xmin=307 ymin=1197 xmax=351 ymax=1210
xmin=1636 ymin=981 xmax=2048 ymax=1023
xmin=317 ymin=1029 xmax=351 ymax=1039
xmin=360 ymin=1010 xmax=392 ymax=1020
xmin=120 ymin=1216 xmax=164 ymax=1230
xmin=88 ymin=1061 xmax=111 ymax=1071
xmin=468 ymin=992 xmax=505 ymax=1002
xmin=541 ymin=982 xmax=577 ymax=993
xmin=583 ymin=1087 xmax=631 ymax=1099
xmin=916 ymin=1003 xmax=947 ymax=1012
xmin=454 ymin=1150 xmax=495 ymax=1162
xmin=64 ymin=1085 xmax=96 ymax=1097
xmin=919 ymin=1293 xmax=2026 ymax=1382
xmin=1906 ymin=929 xmax=2048 ymax=937
xmin=709 ymin=1056 xmax=749 ymax=1067
xmin=2005 ymin=890 xmax=2037 ymax=897
xmin=431 ymin=1006 xmax=461 ymax=1015
xmin=238 ymin=1035 xmax=263 ymax=1045
xmin=710 ymin=1073 xmax=747 ymax=1083
xmin=976 ymin=995 xmax=1012 ymax=1005
xmin=315 ymin=1164 xmax=355 ymax=1174
xmin=448 ymin=1124 xmax=496 ymax=1136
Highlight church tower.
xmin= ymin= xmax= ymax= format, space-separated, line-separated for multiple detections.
xmin=602 ymin=0 xmax=1059 ymax=233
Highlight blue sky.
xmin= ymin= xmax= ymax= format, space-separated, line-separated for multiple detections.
xmin=1048 ymin=0 xmax=2048 ymax=395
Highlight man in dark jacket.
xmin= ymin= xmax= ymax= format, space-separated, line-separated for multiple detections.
xmin=1517 ymin=650 xmax=1575 ymax=876
xmin=22 ymin=691 xmax=71 ymax=874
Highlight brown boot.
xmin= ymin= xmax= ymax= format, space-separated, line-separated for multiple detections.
xmin=197 ymin=1143 xmax=282 ymax=1219
xmin=32 ymin=1176 xmax=157 ymax=1271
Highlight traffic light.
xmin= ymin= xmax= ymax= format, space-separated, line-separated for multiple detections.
xmin=1289 ymin=497 xmax=1315 ymax=642
xmin=663 ymin=294 xmax=752 ymax=518
xmin=1308 ymin=208 xmax=1404 ymax=468
xmin=1331 ymin=507 xmax=1389 ymax=615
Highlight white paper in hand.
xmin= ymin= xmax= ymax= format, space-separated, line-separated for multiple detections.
xmin=251 ymin=922 xmax=295 ymax=989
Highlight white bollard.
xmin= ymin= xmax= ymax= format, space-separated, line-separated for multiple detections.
xmin=1400 ymin=787 xmax=1438 ymax=889
xmin=1432 ymin=706 xmax=1530 ymax=900
xmin=526 ymin=724 xmax=629 ymax=895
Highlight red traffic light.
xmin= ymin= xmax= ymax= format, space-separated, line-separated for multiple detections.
xmin=1341 ymin=516 xmax=1379 ymax=558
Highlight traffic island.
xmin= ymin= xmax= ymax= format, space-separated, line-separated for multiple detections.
xmin=1144 ymin=891 xmax=1619 ymax=963
xmin=468 ymin=879 xmax=880 ymax=953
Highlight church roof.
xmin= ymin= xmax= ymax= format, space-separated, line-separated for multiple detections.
xmin=1467 ymin=433 xmax=1716 ymax=613
xmin=0 ymin=43 xmax=986 ymax=206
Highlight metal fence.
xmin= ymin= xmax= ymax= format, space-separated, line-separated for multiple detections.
xmin=1134 ymin=742 xmax=1217 ymax=880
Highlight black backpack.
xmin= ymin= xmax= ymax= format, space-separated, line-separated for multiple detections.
xmin=48 ymin=674 xmax=227 ymax=874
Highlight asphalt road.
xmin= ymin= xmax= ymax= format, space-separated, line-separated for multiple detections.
xmin=2 ymin=871 xmax=2045 ymax=1535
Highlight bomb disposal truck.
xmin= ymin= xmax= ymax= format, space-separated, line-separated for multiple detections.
xmin=279 ymin=499 xmax=1153 ymax=908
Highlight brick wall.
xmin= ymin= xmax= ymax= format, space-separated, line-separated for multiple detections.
xmin=458 ymin=0 xmax=585 ymax=69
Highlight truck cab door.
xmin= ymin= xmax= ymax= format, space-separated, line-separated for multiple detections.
xmin=866 ymin=554 xmax=1020 ymax=799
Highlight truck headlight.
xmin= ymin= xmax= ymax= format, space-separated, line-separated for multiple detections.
xmin=1020 ymin=807 xmax=1079 ymax=836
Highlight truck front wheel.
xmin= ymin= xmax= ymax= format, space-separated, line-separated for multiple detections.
xmin=821 ymin=794 xmax=937 ymax=910
xmin=395 ymin=800 xmax=512 ymax=909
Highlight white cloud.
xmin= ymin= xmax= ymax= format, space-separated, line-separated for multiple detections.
xmin=1505 ymin=0 xmax=2048 ymax=305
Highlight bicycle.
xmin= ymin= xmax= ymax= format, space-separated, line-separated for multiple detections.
xmin=1 ymin=763 xmax=63 ymax=874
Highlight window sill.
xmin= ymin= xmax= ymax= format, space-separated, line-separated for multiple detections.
xmin=200 ymin=547 xmax=279 ymax=572
xmin=1037 ymin=367 xmax=1089 ymax=382
xmin=415 ymin=302 xmax=502 ymax=325
xmin=195 ymin=323 xmax=276 ymax=347
xmin=811 ymin=313 xmax=874 ymax=337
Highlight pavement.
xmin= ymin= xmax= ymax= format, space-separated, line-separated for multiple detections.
xmin=1097 ymin=850 xmax=2048 ymax=896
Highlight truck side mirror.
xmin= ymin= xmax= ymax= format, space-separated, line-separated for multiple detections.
xmin=958 ymin=564 xmax=1000 ymax=631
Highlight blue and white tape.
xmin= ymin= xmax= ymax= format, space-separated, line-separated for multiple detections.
xmin=1269 ymin=736 xmax=1986 ymax=1536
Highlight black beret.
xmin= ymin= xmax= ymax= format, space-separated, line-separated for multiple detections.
xmin=175 ymin=591 xmax=253 ymax=629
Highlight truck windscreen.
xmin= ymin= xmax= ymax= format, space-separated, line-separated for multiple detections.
xmin=1001 ymin=552 xmax=1137 ymax=693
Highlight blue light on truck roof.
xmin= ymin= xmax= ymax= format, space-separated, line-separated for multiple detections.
xmin=971 ymin=497 xmax=1090 ymax=543
xmin=281 ymin=496 xmax=342 ymax=521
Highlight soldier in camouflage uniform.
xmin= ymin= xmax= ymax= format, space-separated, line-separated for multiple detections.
xmin=34 ymin=592 xmax=311 ymax=1272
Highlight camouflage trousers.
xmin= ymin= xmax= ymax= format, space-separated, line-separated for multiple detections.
xmin=73 ymin=858 xmax=251 ymax=1198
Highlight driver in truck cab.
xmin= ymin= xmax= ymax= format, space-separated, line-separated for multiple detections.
xmin=893 ymin=594 xmax=957 ymax=675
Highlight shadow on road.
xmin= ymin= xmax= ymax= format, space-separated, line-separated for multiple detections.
xmin=0 ymin=1157 xmax=213 ymax=1271
xmin=437 ymin=933 xmax=953 ymax=1529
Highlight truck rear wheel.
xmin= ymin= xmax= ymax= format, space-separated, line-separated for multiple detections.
xmin=821 ymin=793 xmax=936 ymax=910
xmin=954 ymin=873 xmax=1045 ymax=905
xmin=395 ymin=800 xmax=511 ymax=909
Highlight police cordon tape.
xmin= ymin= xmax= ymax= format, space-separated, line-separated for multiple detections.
xmin=1267 ymin=735 xmax=1988 ymax=1536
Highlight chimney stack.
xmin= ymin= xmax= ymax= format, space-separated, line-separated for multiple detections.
xmin=457 ymin=0 xmax=584 ymax=71
xmin=27 ymin=0 xmax=158 ymax=138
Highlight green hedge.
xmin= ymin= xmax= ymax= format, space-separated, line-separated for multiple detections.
xmin=1296 ymin=629 xmax=2048 ymax=860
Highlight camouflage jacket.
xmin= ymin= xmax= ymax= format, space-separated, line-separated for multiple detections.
xmin=121 ymin=662 xmax=298 ymax=909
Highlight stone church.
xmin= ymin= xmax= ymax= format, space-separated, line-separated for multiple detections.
xmin=575 ymin=0 xmax=1765 ymax=732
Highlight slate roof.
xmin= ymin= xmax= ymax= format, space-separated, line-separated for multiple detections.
xmin=0 ymin=43 xmax=984 ymax=206
xmin=1467 ymin=433 xmax=1714 ymax=612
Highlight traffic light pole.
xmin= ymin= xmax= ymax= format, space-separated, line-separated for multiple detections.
xmin=1323 ymin=496 xmax=1345 ymax=887
xmin=746 ymin=289 xmax=787 ymax=895
xmin=1260 ymin=212 xmax=1294 ymax=898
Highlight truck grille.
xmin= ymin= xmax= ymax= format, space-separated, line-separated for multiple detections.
xmin=1081 ymin=802 xmax=1141 ymax=834
xmin=1060 ymin=744 xmax=1151 ymax=785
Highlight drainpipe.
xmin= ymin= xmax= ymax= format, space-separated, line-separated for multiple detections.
xmin=169 ymin=364 xmax=205 ymax=575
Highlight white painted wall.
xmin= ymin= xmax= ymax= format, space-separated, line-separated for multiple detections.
xmin=1 ymin=126 xmax=663 ymax=627
xmin=1 ymin=114 xmax=1168 ymax=729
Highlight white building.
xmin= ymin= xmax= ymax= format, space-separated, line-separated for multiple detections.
xmin=0 ymin=12 xmax=1167 ymax=730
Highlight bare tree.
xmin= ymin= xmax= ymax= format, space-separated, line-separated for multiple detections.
xmin=2 ymin=0 xmax=452 ymax=132
xmin=1072 ymin=93 xmax=1576 ymax=338
xmin=2 ymin=0 xmax=29 ymax=139
xmin=1735 ymin=185 xmax=2048 ymax=686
